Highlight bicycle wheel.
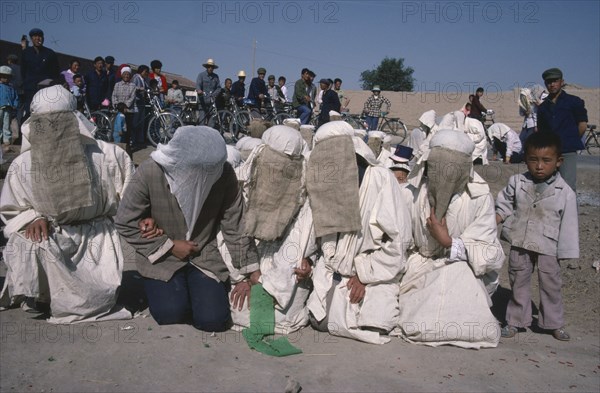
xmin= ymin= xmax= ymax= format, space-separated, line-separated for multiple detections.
xmin=234 ymin=110 xmax=252 ymax=138
xmin=180 ymin=107 xmax=199 ymax=125
xmin=147 ymin=112 xmax=182 ymax=147
xmin=90 ymin=111 xmax=112 ymax=142
xmin=585 ymin=132 xmax=600 ymax=155
xmin=274 ymin=113 xmax=291 ymax=125
xmin=343 ymin=115 xmax=363 ymax=130
xmin=216 ymin=110 xmax=234 ymax=136
xmin=380 ymin=119 xmax=408 ymax=144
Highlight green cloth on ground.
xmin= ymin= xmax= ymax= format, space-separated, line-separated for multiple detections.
xmin=242 ymin=284 xmax=302 ymax=357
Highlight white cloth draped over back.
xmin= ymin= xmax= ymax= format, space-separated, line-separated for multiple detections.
xmin=395 ymin=130 xmax=504 ymax=348
xmin=0 ymin=86 xmax=135 ymax=323
xmin=223 ymin=126 xmax=318 ymax=334
xmin=307 ymin=121 xmax=412 ymax=344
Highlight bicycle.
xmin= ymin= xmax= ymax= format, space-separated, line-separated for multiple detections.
xmin=359 ymin=113 xmax=408 ymax=143
xmin=145 ymin=89 xmax=183 ymax=147
xmin=82 ymin=96 xmax=114 ymax=142
xmin=194 ymin=93 xmax=235 ymax=139
xmin=580 ymin=124 xmax=599 ymax=155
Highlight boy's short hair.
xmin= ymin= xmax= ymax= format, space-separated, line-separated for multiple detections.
xmin=278 ymin=76 xmax=286 ymax=83
xmin=137 ymin=65 xmax=150 ymax=74
xmin=116 ymin=102 xmax=127 ymax=112
xmin=476 ymin=87 xmax=484 ymax=93
xmin=301 ymin=68 xmax=309 ymax=75
xmin=524 ymin=131 xmax=562 ymax=155
xmin=93 ymin=56 xmax=104 ymax=64
xmin=334 ymin=78 xmax=342 ymax=84
xmin=224 ymin=78 xmax=232 ymax=83
xmin=465 ymin=102 xmax=472 ymax=111
xmin=73 ymin=73 xmax=82 ymax=80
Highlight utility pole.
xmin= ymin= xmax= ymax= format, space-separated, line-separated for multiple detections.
xmin=252 ymin=38 xmax=256 ymax=76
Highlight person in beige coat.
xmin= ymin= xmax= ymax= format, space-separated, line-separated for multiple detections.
xmin=496 ymin=132 xmax=578 ymax=341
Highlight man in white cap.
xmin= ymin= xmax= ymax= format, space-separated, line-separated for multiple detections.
xmin=306 ymin=121 xmax=412 ymax=344
xmin=195 ymin=59 xmax=221 ymax=127
xmin=0 ymin=85 xmax=135 ymax=322
xmin=231 ymin=70 xmax=246 ymax=108
xmin=115 ymin=126 xmax=260 ymax=332
xmin=395 ymin=129 xmax=504 ymax=348
xmin=362 ymin=86 xmax=391 ymax=131
xmin=111 ymin=66 xmax=137 ymax=156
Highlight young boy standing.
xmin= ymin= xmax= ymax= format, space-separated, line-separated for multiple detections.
xmin=495 ymin=132 xmax=579 ymax=341
xmin=0 ymin=66 xmax=19 ymax=150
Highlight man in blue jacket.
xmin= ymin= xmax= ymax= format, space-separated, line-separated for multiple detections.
xmin=20 ymin=28 xmax=59 ymax=117
xmin=537 ymin=67 xmax=588 ymax=191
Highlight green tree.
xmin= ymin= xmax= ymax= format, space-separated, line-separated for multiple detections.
xmin=360 ymin=57 xmax=415 ymax=91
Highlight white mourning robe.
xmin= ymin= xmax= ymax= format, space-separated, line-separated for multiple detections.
xmin=307 ymin=165 xmax=412 ymax=344
xmin=1 ymin=141 xmax=134 ymax=323
xmin=395 ymin=174 xmax=504 ymax=348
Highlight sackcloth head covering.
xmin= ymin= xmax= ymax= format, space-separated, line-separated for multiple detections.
xmin=329 ymin=111 xmax=342 ymax=121
xmin=367 ymin=130 xmax=386 ymax=157
xmin=151 ymin=126 xmax=226 ymax=240
xmin=243 ymin=126 xmax=305 ymax=241
xmin=408 ymin=129 xmax=474 ymax=221
xmin=299 ymin=124 xmax=315 ymax=150
xmin=20 ymin=85 xmax=95 ymax=217
xmin=308 ymin=121 xmax=370 ymax=237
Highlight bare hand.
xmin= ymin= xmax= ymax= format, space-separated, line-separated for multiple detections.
xmin=294 ymin=258 xmax=312 ymax=282
xmin=171 ymin=240 xmax=200 ymax=261
xmin=248 ymin=270 xmax=261 ymax=286
xmin=138 ymin=217 xmax=164 ymax=239
xmin=346 ymin=275 xmax=366 ymax=304
xmin=230 ymin=281 xmax=251 ymax=311
xmin=426 ymin=207 xmax=452 ymax=248
xmin=25 ymin=218 xmax=49 ymax=242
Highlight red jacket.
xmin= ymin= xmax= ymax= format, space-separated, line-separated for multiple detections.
xmin=149 ymin=72 xmax=168 ymax=94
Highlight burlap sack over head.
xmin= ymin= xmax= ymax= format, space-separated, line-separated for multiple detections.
xmin=244 ymin=146 xmax=304 ymax=241
xmin=426 ymin=147 xmax=471 ymax=221
xmin=306 ymin=135 xmax=361 ymax=238
xmin=28 ymin=111 xmax=93 ymax=217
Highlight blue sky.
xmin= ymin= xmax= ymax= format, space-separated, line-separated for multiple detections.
xmin=2 ymin=0 xmax=599 ymax=91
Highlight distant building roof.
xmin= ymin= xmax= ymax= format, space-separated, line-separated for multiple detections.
xmin=0 ymin=39 xmax=196 ymax=89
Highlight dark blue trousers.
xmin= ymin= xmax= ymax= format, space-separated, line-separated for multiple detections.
xmin=144 ymin=264 xmax=231 ymax=332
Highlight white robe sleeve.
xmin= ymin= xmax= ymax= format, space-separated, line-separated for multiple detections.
xmin=354 ymin=171 xmax=410 ymax=284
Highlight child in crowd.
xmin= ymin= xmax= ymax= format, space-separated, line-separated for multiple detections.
xmin=0 ymin=66 xmax=19 ymax=151
xmin=113 ymin=102 xmax=128 ymax=149
xmin=71 ymin=73 xmax=86 ymax=113
xmin=495 ymin=132 xmax=579 ymax=341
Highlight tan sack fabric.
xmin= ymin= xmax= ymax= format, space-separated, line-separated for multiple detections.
xmin=426 ymin=147 xmax=471 ymax=221
xmin=28 ymin=111 xmax=93 ymax=216
xmin=244 ymin=146 xmax=304 ymax=241
xmin=306 ymin=135 xmax=361 ymax=237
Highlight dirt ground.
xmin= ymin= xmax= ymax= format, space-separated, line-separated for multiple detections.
xmin=1 ymin=144 xmax=599 ymax=393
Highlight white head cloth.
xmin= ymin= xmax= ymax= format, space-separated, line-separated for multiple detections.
xmin=353 ymin=129 xmax=367 ymax=139
xmin=487 ymin=122 xmax=511 ymax=141
xmin=314 ymin=121 xmax=378 ymax=165
xmin=368 ymin=130 xmax=386 ymax=140
xmin=21 ymin=85 xmax=96 ymax=153
xmin=226 ymin=145 xmax=242 ymax=168
xmin=408 ymin=129 xmax=475 ymax=188
xmin=282 ymin=118 xmax=301 ymax=130
xmin=151 ymin=126 xmax=226 ymax=240
xmin=418 ymin=109 xmax=437 ymax=130
xmin=262 ymin=125 xmax=304 ymax=156
xmin=235 ymin=136 xmax=263 ymax=152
